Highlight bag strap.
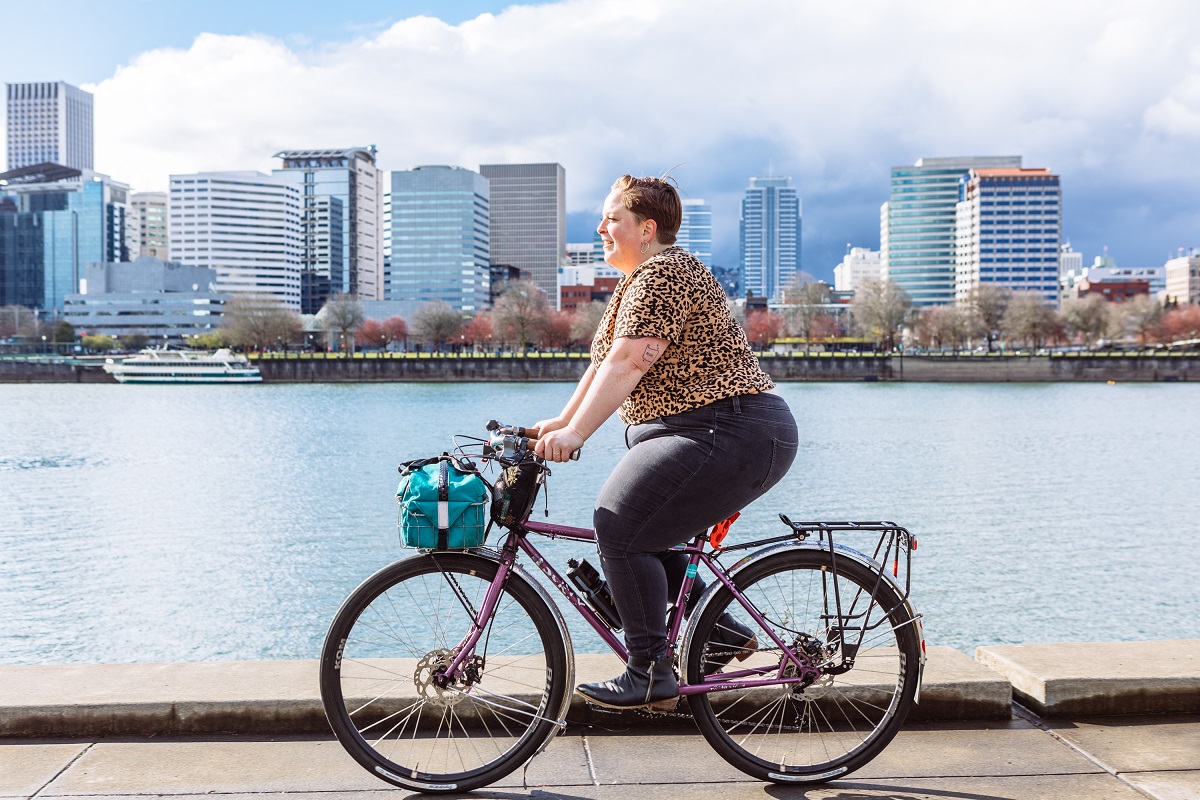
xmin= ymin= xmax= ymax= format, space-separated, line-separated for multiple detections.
xmin=436 ymin=459 xmax=450 ymax=549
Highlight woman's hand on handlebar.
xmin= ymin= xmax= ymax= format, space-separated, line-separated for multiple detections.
xmin=534 ymin=425 xmax=584 ymax=463
xmin=531 ymin=416 xmax=567 ymax=437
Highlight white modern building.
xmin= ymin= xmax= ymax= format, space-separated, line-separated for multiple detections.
xmin=63 ymin=257 xmax=226 ymax=341
xmin=833 ymin=247 xmax=882 ymax=293
xmin=126 ymin=191 xmax=169 ymax=260
xmin=168 ymin=171 xmax=303 ymax=309
xmin=677 ymin=198 xmax=713 ymax=266
xmin=954 ymin=167 xmax=1062 ymax=307
xmin=1165 ymin=253 xmax=1200 ymax=306
xmin=740 ymin=176 xmax=801 ymax=301
xmin=479 ymin=162 xmax=566 ymax=299
xmin=272 ymin=147 xmax=383 ymax=312
xmin=882 ymin=156 xmax=1022 ymax=307
xmin=5 ymin=81 xmax=94 ymax=172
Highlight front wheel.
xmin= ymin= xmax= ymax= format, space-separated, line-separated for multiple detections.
xmin=684 ymin=548 xmax=921 ymax=783
xmin=319 ymin=553 xmax=571 ymax=793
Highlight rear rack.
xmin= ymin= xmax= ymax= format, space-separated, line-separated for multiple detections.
xmin=717 ymin=515 xmax=918 ymax=602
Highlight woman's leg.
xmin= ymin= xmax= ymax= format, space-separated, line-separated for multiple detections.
xmin=592 ymin=395 xmax=798 ymax=660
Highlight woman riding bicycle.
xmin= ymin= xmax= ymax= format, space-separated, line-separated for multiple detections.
xmin=533 ymin=174 xmax=799 ymax=710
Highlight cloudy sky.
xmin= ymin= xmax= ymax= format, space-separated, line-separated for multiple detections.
xmin=4 ymin=0 xmax=1200 ymax=280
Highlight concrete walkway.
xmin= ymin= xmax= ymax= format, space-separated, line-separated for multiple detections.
xmin=4 ymin=712 xmax=1199 ymax=799
xmin=5 ymin=641 xmax=1200 ymax=798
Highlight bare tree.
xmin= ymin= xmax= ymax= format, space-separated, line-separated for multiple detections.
xmin=1001 ymin=292 xmax=1062 ymax=350
xmin=783 ymin=279 xmax=832 ymax=345
xmin=914 ymin=306 xmax=971 ymax=351
xmin=851 ymin=278 xmax=911 ymax=350
xmin=0 ymin=305 xmax=41 ymax=338
xmin=1121 ymin=295 xmax=1164 ymax=345
xmin=492 ymin=279 xmax=551 ymax=352
xmin=964 ymin=284 xmax=1012 ymax=352
xmin=221 ymin=293 xmax=303 ymax=351
xmin=321 ymin=294 xmax=366 ymax=354
xmin=570 ymin=301 xmax=608 ymax=347
xmin=1062 ymin=295 xmax=1117 ymax=348
xmin=411 ymin=301 xmax=464 ymax=351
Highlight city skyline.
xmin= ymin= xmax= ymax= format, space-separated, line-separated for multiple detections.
xmin=3 ymin=1 xmax=1200 ymax=282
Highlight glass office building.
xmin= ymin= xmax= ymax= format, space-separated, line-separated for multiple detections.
xmin=273 ymin=147 xmax=383 ymax=312
xmin=0 ymin=165 xmax=127 ymax=312
xmin=678 ymin=198 xmax=713 ymax=266
xmin=739 ymin=176 xmax=801 ymax=301
xmin=387 ymin=166 xmax=490 ymax=313
xmin=881 ymin=156 xmax=1022 ymax=307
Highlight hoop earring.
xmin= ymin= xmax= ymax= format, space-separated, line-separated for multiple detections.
xmin=640 ymin=241 xmax=650 ymax=254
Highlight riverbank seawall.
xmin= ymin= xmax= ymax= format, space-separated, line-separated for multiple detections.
xmin=2 ymin=352 xmax=1196 ymax=383
xmin=3 ymin=640 xmax=1198 ymax=736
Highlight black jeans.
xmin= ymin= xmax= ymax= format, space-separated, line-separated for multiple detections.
xmin=593 ymin=393 xmax=799 ymax=659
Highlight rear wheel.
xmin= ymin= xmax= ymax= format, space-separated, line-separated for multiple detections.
xmin=319 ymin=553 xmax=570 ymax=793
xmin=684 ymin=548 xmax=920 ymax=783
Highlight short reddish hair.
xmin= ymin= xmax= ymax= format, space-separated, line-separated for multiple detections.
xmin=611 ymin=174 xmax=682 ymax=246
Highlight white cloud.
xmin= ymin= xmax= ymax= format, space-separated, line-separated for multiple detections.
xmin=46 ymin=0 xmax=1200 ymax=264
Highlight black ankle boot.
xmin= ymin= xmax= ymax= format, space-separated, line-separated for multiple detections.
xmin=576 ymin=654 xmax=678 ymax=710
xmin=702 ymin=612 xmax=759 ymax=674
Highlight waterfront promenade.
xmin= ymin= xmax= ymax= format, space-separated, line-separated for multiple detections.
xmin=3 ymin=642 xmax=1198 ymax=799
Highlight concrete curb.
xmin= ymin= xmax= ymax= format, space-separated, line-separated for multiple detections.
xmin=0 ymin=646 xmax=1008 ymax=737
xmin=976 ymin=640 xmax=1200 ymax=716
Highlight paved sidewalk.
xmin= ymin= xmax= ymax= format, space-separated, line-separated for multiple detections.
xmin=3 ymin=712 xmax=1198 ymax=800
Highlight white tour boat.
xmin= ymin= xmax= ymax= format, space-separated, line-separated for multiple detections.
xmin=103 ymin=348 xmax=263 ymax=384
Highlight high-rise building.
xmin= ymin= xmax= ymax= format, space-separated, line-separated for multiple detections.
xmin=882 ymin=156 xmax=1022 ymax=307
xmin=168 ymin=171 xmax=303 ymax=309
xmin=834 ymin=247 xmax=883 ymax=293
xmin=0 ymin=163 xmax=128 ymax=312
xmin=739 ymin=176 xmax=801 ymax=301
xmin=954 ymin=167 xmax=1062 ymax=306
xmin=272 ymin=147 xmax=383 ymax=312
xmin=127 ymin=191 xmax=169 ymax=260
xmin=479 ymin=163 xmax=565 ymax=299
xmin=677 ymin=198 xmax=713 ymax=266
xmin=5 ymin=82 xmax=94 ymax=172
xmin=1165 ymin=253 xmax=1200 ymax=306
xmin=386 ymin=165 xmax=490 ymax=313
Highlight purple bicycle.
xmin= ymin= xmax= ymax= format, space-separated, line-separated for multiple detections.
xmin=320 ymin=422 xmax=926 ymax=793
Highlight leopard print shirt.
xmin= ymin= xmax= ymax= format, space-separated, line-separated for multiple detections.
xmin=591 ymin=246 xmax=774 ymax=425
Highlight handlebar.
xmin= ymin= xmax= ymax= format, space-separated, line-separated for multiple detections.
xmin=486 ymin=419 xmax=581 ymax=462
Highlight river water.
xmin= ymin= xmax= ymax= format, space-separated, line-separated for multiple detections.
xmin=1 ymin=381 xmax=1197 ymax=665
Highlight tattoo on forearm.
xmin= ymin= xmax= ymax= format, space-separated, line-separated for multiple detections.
xmin=641 ymin=342 xmax=662 ymax=364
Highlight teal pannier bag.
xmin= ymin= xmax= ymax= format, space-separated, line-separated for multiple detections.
xmin=397 ymin=455 xmax=490 ymax=550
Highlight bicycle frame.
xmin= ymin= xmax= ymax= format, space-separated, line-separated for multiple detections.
xmin=438 ymin=518 xmax=846 ymax=698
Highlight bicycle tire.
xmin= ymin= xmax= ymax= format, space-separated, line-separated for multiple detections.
xmin=319 ymin=552 xmax=571 ymax=793
xmin=684 ymin=547 xmax=920 ymax=783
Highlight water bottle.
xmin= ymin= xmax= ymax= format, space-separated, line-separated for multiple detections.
xmin=566 ymin=558 xmax=622 ymax=630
